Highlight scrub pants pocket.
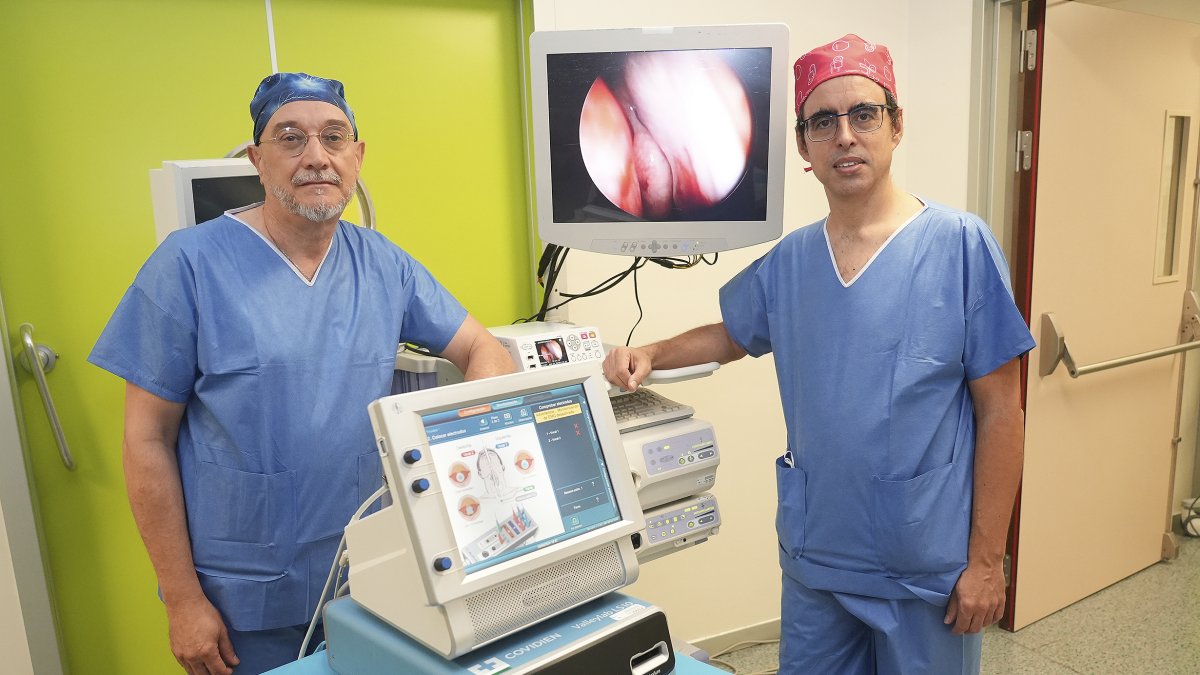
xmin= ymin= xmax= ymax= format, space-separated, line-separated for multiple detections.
xmin=191 ymin=461 xmax=297 ymax=579
xmin=872 ymin=462 xmax=968 ymax=576
xmin=775 ymin=454 xmax=808 ymax=559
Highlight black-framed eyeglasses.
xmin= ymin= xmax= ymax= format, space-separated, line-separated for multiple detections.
xmin=799 ymin=104 xmax=896 ymax=143
xmin=259 ymin=125 xmax=355 ymax=156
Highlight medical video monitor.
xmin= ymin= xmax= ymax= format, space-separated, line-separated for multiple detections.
xmin=150 ymin=159 xmax=263 ymax=242
xmin=191 ymin=174 xmax=264 ymax=224
xmin=529 ymin=23 xmax=790 ymax=256
xmin=349 ymin=364 xmax=643 ymax=656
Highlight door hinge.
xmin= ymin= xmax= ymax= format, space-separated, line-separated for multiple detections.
xmin=1020 ymin=28 xmax=1038 ymax=72
xmin=1016 ymin=130 xmax=1034 ymax=172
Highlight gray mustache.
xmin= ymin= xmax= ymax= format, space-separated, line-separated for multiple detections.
xmin=292 ymin=170 xmax=342 ymax=186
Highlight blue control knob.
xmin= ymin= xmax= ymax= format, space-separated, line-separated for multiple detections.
xmin=412 ymin=478 xmax=431 ymax=493
xmin=433 ymin=557 xmax=453 ymax=572
xmin=403 ymin=449 xmax=422 ymax=464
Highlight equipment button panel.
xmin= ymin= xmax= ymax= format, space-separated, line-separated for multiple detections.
xmin=643 ymin=496 xmax=721 ymax=544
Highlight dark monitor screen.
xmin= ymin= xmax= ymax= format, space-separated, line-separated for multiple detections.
xmin=191 ymin=175 xmax=265 ymax=224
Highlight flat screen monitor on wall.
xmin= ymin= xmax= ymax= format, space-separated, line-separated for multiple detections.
xmin=529 ymin=23 xmax=790 ymax=256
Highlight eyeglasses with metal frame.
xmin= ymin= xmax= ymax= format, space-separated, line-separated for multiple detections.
xmin=259 ymin=125 xmax=356 ymax=156
xmin=799 ymin=104 xmax=896 ymax=143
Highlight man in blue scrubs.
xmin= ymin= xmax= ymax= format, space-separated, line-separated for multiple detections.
xmin=89 ymin=73 xmax=516 ymax=675
xmin=604 ymin=35 xmax=1035 ymax=674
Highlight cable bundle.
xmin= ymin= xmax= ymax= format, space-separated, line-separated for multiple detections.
xmin=519 ymin=244 xmax=717 ymax=345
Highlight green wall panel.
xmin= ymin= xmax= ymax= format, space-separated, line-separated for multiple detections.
xmin=0 ymin=1 xmax=531 ymax=672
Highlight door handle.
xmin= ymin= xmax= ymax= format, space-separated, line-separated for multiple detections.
xmin=17 ymin=323 xmax=75 ymax=471
xmin=1039 ymin=291 xmax=1200 ymax=378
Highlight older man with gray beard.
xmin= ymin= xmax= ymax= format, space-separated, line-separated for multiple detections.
xmin=88 ymin=72 xmax=515 ymax=674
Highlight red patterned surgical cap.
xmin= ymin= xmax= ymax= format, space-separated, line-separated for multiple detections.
xmin=794 ymin=34 xmax=897 ymax=117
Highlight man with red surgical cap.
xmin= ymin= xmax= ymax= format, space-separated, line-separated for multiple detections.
xmin=605 ymin=35 xmax=1034 ymax=673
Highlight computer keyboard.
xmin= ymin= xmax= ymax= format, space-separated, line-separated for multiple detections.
xmin=609 ymin=388 xmax=694 ymax=434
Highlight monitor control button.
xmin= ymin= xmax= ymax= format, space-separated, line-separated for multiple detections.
xmin=412 ymin=478 xmax=431 ymax=493
xmin=433 ymin=557 xmax=453 ymax=572
xmin=403 ymin=449 xmax=422 ymax=464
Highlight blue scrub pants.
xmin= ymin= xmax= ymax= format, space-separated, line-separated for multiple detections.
xmin=780 ymin=575 xmax=981 ymax=675
xmin=227 ymin=622 xmax=324 ymax=675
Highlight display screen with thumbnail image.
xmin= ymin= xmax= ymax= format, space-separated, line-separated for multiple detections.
xmin=536 ymin=338 xmax=567 ymax=366
xmin=420 ymin=383 xmax=621 ymax=574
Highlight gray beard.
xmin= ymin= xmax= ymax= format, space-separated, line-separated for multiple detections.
xmin=270 ymin=183 xmax=350 ymax=223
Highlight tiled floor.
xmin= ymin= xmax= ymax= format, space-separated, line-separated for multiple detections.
xmin=708 ymin=536 xmax=1199 ymax=674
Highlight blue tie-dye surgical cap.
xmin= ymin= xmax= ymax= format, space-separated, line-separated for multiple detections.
xmin=250 ymin=72 xmax=357 ymax=144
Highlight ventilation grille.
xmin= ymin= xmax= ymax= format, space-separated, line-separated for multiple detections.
xmin=464 ymin=543 xmax=626 ymax=645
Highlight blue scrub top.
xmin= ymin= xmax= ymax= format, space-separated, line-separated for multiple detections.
xmin=89 ymin=211 xmax=468 ymax=630
xmin=720 ymin=201 xmax=1035 ymax=604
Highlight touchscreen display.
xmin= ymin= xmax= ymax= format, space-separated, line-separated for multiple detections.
xmin=421 ymin=384 xmax=621 ymax=574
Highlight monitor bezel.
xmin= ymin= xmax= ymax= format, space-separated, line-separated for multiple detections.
xmin=529 ymin=23 xmax=790 ymax=256
xmin=172 ymin=158 xmax=261 ymax=228
xmin=368 ymin=363 xmax=643 ymax=605
xmin=151 ymin=158 xmax=263 ymax=242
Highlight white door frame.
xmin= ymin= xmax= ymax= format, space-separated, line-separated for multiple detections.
xmin=0 ymin=285 xmax=65 ymax=675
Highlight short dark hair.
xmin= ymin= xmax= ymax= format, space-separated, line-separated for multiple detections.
xmin=795 ymin=87 xmax=901 ymax=134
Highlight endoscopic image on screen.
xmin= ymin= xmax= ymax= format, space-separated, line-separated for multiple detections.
xmin=535 ymin=338 xmax=567 ymax=366
xmin=546 ymin=47 xmax=771 ymax=224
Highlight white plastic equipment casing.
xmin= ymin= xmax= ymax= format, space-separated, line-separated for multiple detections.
xmin=345 ymin=364 xmax=644 ymax=658
xmin=636 ymin=492 xmax=722 ymax=564
xmin=489 ymin=322 xmax=605 ymax=372
xmin=148 ymin=158 xmax=259 ymax=242
xmin=622 ymin=417 xmax=719 ymax=510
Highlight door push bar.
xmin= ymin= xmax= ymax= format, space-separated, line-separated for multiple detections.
xmin=17 ymin=323 xmax=75 ymax=470
xmin=1039 ymin=291 xmax=1200 ymax=378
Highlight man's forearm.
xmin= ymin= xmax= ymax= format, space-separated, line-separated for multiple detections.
xmin=643 ymin=323 xmax=746 ymax=370
xmin=440 ymin=315 xmax=518 ymax=381
xmin=124 ymin=439 xmax=205 ymax=606
xmin=462 ymin=337 xmax=518 ymax=381
xmin=967 ymin=400 xmax=1025 ymax=567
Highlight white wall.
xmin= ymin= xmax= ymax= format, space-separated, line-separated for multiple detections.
xmin=532 ymin=0 xmax=979 ymax=645
xmin=0 ymin=511 xmax=35 ymax=675
xmin=0 ymin=295 xmax=57 ymax=674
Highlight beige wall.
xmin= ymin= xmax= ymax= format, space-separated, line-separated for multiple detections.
xmin=531 ymin=0 xmax=979 ymax=645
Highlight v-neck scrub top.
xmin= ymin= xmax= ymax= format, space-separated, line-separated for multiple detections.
xmin=719 ymin=201 xmax=1035 ymax=604
xmin=89 ymin=211 xmax=467 ymax=630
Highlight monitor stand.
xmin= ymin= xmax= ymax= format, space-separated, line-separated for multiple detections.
xmin=323 ymin=592 xmax=675 ymax=675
